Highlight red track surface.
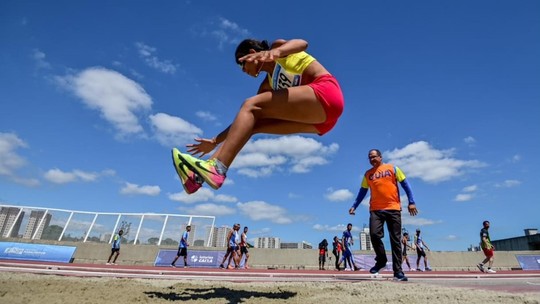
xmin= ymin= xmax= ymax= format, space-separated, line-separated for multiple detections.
xmin=1 ymin=259 xmax=540 ymax=295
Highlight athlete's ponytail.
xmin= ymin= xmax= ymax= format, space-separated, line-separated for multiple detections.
xmin=235 ymin=39 xmax=271 ymax=64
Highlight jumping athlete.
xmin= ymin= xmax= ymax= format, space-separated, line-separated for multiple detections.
xmin=172 ymin=38 xmax=344 ymax=193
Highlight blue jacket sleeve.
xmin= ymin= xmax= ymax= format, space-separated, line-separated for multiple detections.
xmin=351 ymin=187 xmax=368 ymax=209
xmin=399 ymin=179 xmax=415 ymax=204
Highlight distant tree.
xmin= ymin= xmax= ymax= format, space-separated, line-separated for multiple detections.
xmin=162 ymin=238 xmax=178 ymax=246
xmin=41 ymin=225 xmax=63 ymax=240
xmin=147 ymin=237 xmax=159 ymax=245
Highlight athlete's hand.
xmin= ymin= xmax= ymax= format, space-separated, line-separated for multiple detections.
xmin=186 ymin=138 xmax=217 ymax=157
xmin=239 ymin=49 xmax=280 ymax=64
xmin=349 ymin=208 xmax=356 ymax=215
xmin=408 ymin=204 xmax=418 ymax=216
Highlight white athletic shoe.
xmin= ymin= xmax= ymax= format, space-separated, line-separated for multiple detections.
xmin=486 ymin=268 xmax=496 ymax=273
xmin=106 ymin=263 xmax=111 ymax=265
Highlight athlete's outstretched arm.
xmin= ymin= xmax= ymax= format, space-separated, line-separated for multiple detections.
xmin=239 ymin=39 xmax=308 ymax=63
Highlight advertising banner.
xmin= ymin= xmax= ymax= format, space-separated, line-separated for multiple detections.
xmin=154 ymin=249 xmax=247 ymax=268
xmin=516 ymin=255 xmax=540 ymax=270
xmin=0 ymin=242 xmax=76 ymax=263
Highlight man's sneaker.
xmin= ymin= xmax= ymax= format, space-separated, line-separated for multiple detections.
xmin=184 ymin=264 xmax=189 ymax=268
xmin=486 ymin=268 xmax=496 ymax=273
xmin=416 ymin=268 xmax=424 ymax=272
xmin=477 ymin=263 xmax=485 ymax=272
xmin=106 ymin=263 xmax=111 ymax=265
xmin=219 ymin=264 xmax=225 ymax=269
xmin=177 ymin=152 xmax=225 ymax=190
xmin=394 ymin=272 xmax=408 ymax=281
xmin=171 ymin=264 xmax=176 ymax=268
xmin=369 ymin=263 xmax=386 ymax=274
xmin=425 ymin=267 xmax=433 ymax=271
xmin=354 ymin=266 xmax=360 ymax=271
xmin=171 ymin=148 xmax=203 ymax=194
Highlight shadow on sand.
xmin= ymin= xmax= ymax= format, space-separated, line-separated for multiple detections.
xmin=145 ymin=286 xmax=297 ymax=303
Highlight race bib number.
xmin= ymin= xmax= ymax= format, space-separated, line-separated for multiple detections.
xmin=271 ymin=64 xmax=301 ymax=90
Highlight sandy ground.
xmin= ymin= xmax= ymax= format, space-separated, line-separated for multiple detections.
xmin=0 ymin=272 xmax=539 ymax=304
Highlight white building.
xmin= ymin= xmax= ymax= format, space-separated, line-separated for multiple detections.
xmin=255 ymin=237 xmax=280 ymax=249
xmin=359 ymin=225 xmax=373 ymax=251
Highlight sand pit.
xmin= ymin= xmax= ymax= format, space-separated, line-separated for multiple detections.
xmin=1 ymin=272 xmax=539 ymax=304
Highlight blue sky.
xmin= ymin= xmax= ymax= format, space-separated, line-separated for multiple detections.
xmin=1 ymin=1 xmax=539 ymax=251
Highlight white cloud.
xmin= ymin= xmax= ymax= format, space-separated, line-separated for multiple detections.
xmin=385 ymin=141 xmax=486 ymax=183
xmin=464 ymin=136 xmax=476 ymax=145
xmin=0 ymin=133 xmax=40 ymax=186
xmin=32 ymin=49 xmax=51 ymax=69
xmin=149 ymin=113 xmax=202 ymax=146
xmin=56 ymin=67 xmax=152 ymax=137
xmin=495 ymin=179 xmax=521 ymax=188
xmin=209 ymin=17 xmax=250 ymax=49
xmin=120 ymin=182 xmax=160 ymax=196
xmin=237 ymin=201 xmax=292 ymax=224
xmin=168 ymin=188 xmax=237 ymax=204
xmin=455 ymin=193 xmax=473 ymax=202
xmin=312 ymin=224 xmax=360 ymax=233
xmin=180 ymin=203 xmax=235 ymax=217
xmin=44 ymin=168 xmax=114 ymax=184
xmin=196 ymin=111 xmax=217 ymax=122
xmin=135 ymin=42 xmax=177 ymax=74
xmin=462 ymin=185 xmax=478 ymax=192
xmin=0 ymin=132 xmax=28 ymax=177
xmin=325 ymin=188 xmax=354 ymax=202
xmin=445 ymin=235 xmax=458 ymax=240
xmin=234 ymin=136 xmax=339 ymax=177
xmin=511 ymin=155 xmax=521 ymax=163
xmin=401 ymin=215 xmax=438 ymax=227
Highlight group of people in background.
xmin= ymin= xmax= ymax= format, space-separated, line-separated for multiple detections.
xmin=105 ymin=147 xmax=497 ymax=276
xmin=219 ymin=223 xmax=250 ymax=270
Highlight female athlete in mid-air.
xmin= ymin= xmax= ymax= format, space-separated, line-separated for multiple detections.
xmin=172 ymin=38 xmax=344 ymax=193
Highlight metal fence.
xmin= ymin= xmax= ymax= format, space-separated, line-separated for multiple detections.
xmin=0 ymin=204 xmax=215 ymax=247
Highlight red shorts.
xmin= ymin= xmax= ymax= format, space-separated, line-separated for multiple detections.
xmin=308 ymin=74 xmax=344 ymax=135
xmin=482 ymin=247 xmax=494 ymax=258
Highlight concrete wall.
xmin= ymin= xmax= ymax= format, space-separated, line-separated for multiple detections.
xmin=2 ymin=238 xmax=538 ymax=271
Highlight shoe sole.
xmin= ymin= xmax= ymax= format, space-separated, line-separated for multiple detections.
xmin=171 ymin=148 xmax=201 ymax=194
xmin=176 ymin=151 xmax=221 ymax=190
xmin=394 ymin=277 xmax=408 ymax=281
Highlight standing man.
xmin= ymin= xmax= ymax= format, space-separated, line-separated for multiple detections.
xmin=349 ymin=149 xmax=418 ymax=281
xmin=332 ymin=236 xmax=343 ymax=271
xmin=106 ymin=229 xmax=123 ymax=265
xmin=171 ymin=225 xmax=191 ymax=268
xmin=318 ymin=239 xmax=329 ymax=270
xmin=338 ymin=223 xmax=360 ymax=271
xmin=477 ymin=220 xmax=496 ymax=273
xmin=220 ymin=223 xmax=240 ymax=269
xmin=239 ymin=226 xmax=250 ymax=269
xmin=414 ymin=228 xmax=432 ymax=271
xmin=402 ymin=232 xmax=414 ymax=271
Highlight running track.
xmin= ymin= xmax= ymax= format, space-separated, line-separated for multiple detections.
xmin=1 ymin=260 xmax=539 ymax=295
